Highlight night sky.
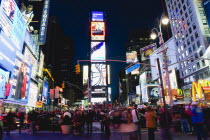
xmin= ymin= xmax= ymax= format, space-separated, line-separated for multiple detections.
xmin=52 ymin=0 xmax=164 ymax=100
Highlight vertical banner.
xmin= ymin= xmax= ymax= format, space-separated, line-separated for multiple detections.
xmin=54 ymin=89 xmax=59 ymax=99
xmin=38 ymin=0 xmax=50 ymax=45
xmin=50 ymin=89 xmax=54 ymax=99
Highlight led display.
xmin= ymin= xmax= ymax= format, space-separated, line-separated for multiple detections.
xmin=27 ymin=81 xmax=38 ymax=107
xmin=126 ymin=51 xmax=138 ymax=63
xmin=92 ymin=11 xmax=104 ymax=21
xmin=140 ymin=72 xmax=148 ymax=103
xmin=91 ymin=63 xmax=106 ymax=86
xmin=0 ymin=0 xmax=26 ymax=50
xmin=91 ymin=42 xmax=105 ymax=61
xmin=83 ymin=65 xmax=88 ymax=85
xmin=11 ymin=51 xmax=31 ymax=102
xmin=42 ymin=80 xmax=49 ymax=104
xmin=91 ymin=22 xmax=105 ymax=40
xmin=0 ymin=68 xmax=10 ymax=98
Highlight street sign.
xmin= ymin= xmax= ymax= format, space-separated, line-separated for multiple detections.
xmin=125 ymin=63 xmax=140 ymax=74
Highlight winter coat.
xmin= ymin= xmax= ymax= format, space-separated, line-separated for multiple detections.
xmin=145 ymin=111 xmax=157 ymax=128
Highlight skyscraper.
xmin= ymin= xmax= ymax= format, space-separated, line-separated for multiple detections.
xmin=165 ymin=0 xmax=210 ymax=87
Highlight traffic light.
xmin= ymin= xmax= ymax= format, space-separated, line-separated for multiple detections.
xmin=75 ymin=64 xmax=80 ymax=74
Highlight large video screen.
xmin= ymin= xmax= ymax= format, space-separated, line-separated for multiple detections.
xmin=91 ymin=22 xmax=105 ymax=40
xmin=92 ymin=11 xmax=104 ymax=21
xmin=0 ymin=0 xmax=26 ymax=51
xmin=0 ymin=68 xmax=10 ymax=98
xmin=11 ymin=51 xmax=31 ymax=102
xmin=126 ymin=51 xmax=138 ymax=63
xmin=140 ymin=72 xmax=148 ymax=103
xmin=91 ymin=42 xmax=106 ymax=61
xmin=91 ymin=63 xmax=106 ymax=86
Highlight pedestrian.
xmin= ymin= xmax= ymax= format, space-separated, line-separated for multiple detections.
xmin=86 ymin=110 xmax=93 ymax=134
xmin=189 ymin=103 xmax=208 ymax=140
xmin=18 ymin=111 xmax=25 ymax=133
xmin=104 ymin=113 xmax=110 ymax=135
xmin=0 ymin=109 xmax=4 ymax=140
xmin=132 ymin=105 xmax=141 ymax=133
xmin=145 ymin=106 xmax=157 ymax=140
xmin=28 ymin=110 xmax=38 ymax=135
xmin=159 ymin=107 xmax=172 ymax=140
xmin=6 ymin=110 xmax=15 ymax=135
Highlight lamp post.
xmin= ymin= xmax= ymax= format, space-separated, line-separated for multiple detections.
xmin=150 ymin=13 xmax=173 ymax=107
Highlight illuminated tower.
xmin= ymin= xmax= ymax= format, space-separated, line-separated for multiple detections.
xmin=89 ymin=11 xmax=107 ymax=104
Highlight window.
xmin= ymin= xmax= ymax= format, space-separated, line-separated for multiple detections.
xmin=195 ymin=53 xmax=198 ymax=59
xmin=205 ymin=28 xmax=210 ymax=34
xmin=193 ymin=23 xmax=196 ymax=30
xmin=191 ymin=36 xmax=194 ymax=42
xmin=207 ymin=37 xmax=210 ymax=43
xmin=185 ymin=12 xmax=188 ymax=18
xmin=192 ymin=44 xmax=196 ymax=51
xmin=187 ymin=39 xmax=190 ymax=45
xmin=180 ymin=9 xmax=183 ymax=15
xmin=178 ymin=48 xmax=180 ymax=53
xmin=186 ymin=32 xmax=189 ymax=37
xmin=186 ymin=0 xmax=190 ymax=6
xmin=189 ymin=27 xmax=192 ymax=34
xmin=184 ymin=43 xmax=187 ymax=48
xmin=199 ymin=50 xmax=203 ymax=57
xmin=201 ymin=60 xmax=205 ymax=67
xmin=197 ymin=62 xmax=200 ymax=69
xmin=195 ymin=31 xmax=199 ymax=38
xmin=183 ymin=5 xmax=186 ymax=11
xmin=189 ymin=7 xmax=192 ymax=14
xmin=199 ymin=10 xmax=205 ymax=16
xmin=197 ymin=40 xmax=201 ymax=48
xmin=193 ymin=65 xmax=196 ymax=71
xmin=188 ymin=47 xmax=192 ymax=53
xmin=182 ymin=53 xmax=185 ymax=59
xmin=186 ymin=51 xmax=188 ymax=56
xmin=181 ymin=45 xmax=184 ymax=50
xmin=190 ymin=15 xmax=194 ymax=22
xmin=202 ymin=19 xmax=208 ymax=25
xmin=186 ymin=19 xmax=190 ymax=26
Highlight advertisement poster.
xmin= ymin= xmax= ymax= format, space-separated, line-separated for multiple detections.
xmin=83 ymin=65 xmax=88 ymax=85
xmin=42 ymin=80 xmax=49 ymax=104
xmin=140 ymin=72 xmax=148 ymax=103
xmin=126 ymin=51 xmax=138 ymax=63
xmin=91 ymin=42 xmax=106 ymax=61
xmin=91 ymin=63 xmax=106 ymax=86
xmin=38 ymin=51 xmax=44 ymax=77
xmin=11 ymin=51 xmax=31 ymax=101
xmin=0 ymin=0 xmax=26 ymax=51
xmin=92 ymin=11 xmax=104 ymax=21
xmin=141 ymin=43 xmax=157 ymax=61
xmin=27 ymin=81 xmax=38 ymax=107
xmin=0 ymin=68 xmax=10 ymax=98
xmin=91 ymin=22 xmax=105 ymax=40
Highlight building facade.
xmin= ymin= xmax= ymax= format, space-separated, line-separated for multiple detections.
xmin=165 ymin=0 xmax=210 ymax=86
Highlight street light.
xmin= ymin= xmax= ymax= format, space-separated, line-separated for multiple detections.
xmin=150 ymin=13 xmax=173 ymax=107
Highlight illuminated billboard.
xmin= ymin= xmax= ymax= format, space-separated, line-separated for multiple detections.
xmin=141 ymin=43 xmax=157 ymax=61
xmin=91 ymin=42 xmax=105 ymax=61
xmin=140 ymin=72 xmax=148 ymax=103
xmin=126 ymin=51 xmax=138 ymax=63
xmin=11 ymin=51 xmax=32 ymax=102
xmin=92 ymin=11 xmax=104 ymax=21
xmin=27 ymin=81 xmax=38 ymax=107
xmin=0 ymin=68 xmax=10 ymax=98
xmin=0 ymin=0 xmax=27 ymax=50
xmin=38 ymin=51 xmax=44 ymax=77
xmin=83 ymin=65 xmax=89 ymax=85
xmin=91 ymin=22 xmax=105 ymax=40
xmin=91 ymin=63 xmax=106 ymax=86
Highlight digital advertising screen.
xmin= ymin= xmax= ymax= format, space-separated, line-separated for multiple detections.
xmin=38 ymin=51 xmax=44 ymax=77
xmin=0 ymin=0 xmax=26 ymax=51
xmin=25 ymin=30 xmax=38 ymax=55
xmin=42 ymin=80 xmax=49 ymax=104
xmin=0 ymin=68 xmax=10 ymax=98
xmin=141 ymin=43 xmax=157 ymax=61
xmin=92 ymin=11 xmax=104 ymax=21
xmin=83 ymin=65 xmax=88 ymax=85
xmin=91 ymin=63 xmax=106 ymax=86
xmin=0 ymin=30 xmax=17 ymax=70
xmin=91 ymin=22 xmax=105 ymax=40
xmin=24 ymin=47 xmax=37 ymax=79
xmin=140 ymin=72 xmax=148 ymax=103
xmin=126 ymin=51 xmax=138 ymax=63
xmin=91 ymin=42 xmax=106 ymax=61
xmin=11 ymin=51 xmax=32 ymax=102
xmin=27 ymin=81 xmax=38 ymax=107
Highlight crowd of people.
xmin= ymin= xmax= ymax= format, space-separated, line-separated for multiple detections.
xmin=0 ymin=103 xmax=210 ymax=140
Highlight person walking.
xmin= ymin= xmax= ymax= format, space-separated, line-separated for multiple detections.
xmin=28 ymin=110 xmax=38 ymax=135
xmin=86 ymin=110 xmax=93 ymax=134
xmin=190 ymin=104 xmax=208 ymax=140
xmin=145 ymin=107 xmax=157 ymax=140
xmin=159 ymin=107 xmax=172 ymax=140
xmin=132 ymin=105 xmax=141 ymax=132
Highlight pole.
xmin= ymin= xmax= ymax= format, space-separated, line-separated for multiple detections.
xmin=158 ymin=32 xmax=173 ymax=106
xmin=157 ymin=58 xmax=169 ymax=129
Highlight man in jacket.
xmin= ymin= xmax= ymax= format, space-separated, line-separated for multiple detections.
xmin=145 ymin=107 xmax=157 ymax=140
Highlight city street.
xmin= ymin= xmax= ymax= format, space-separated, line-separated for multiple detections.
xmin=2 ymin=122 xmax=199 ymax=140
